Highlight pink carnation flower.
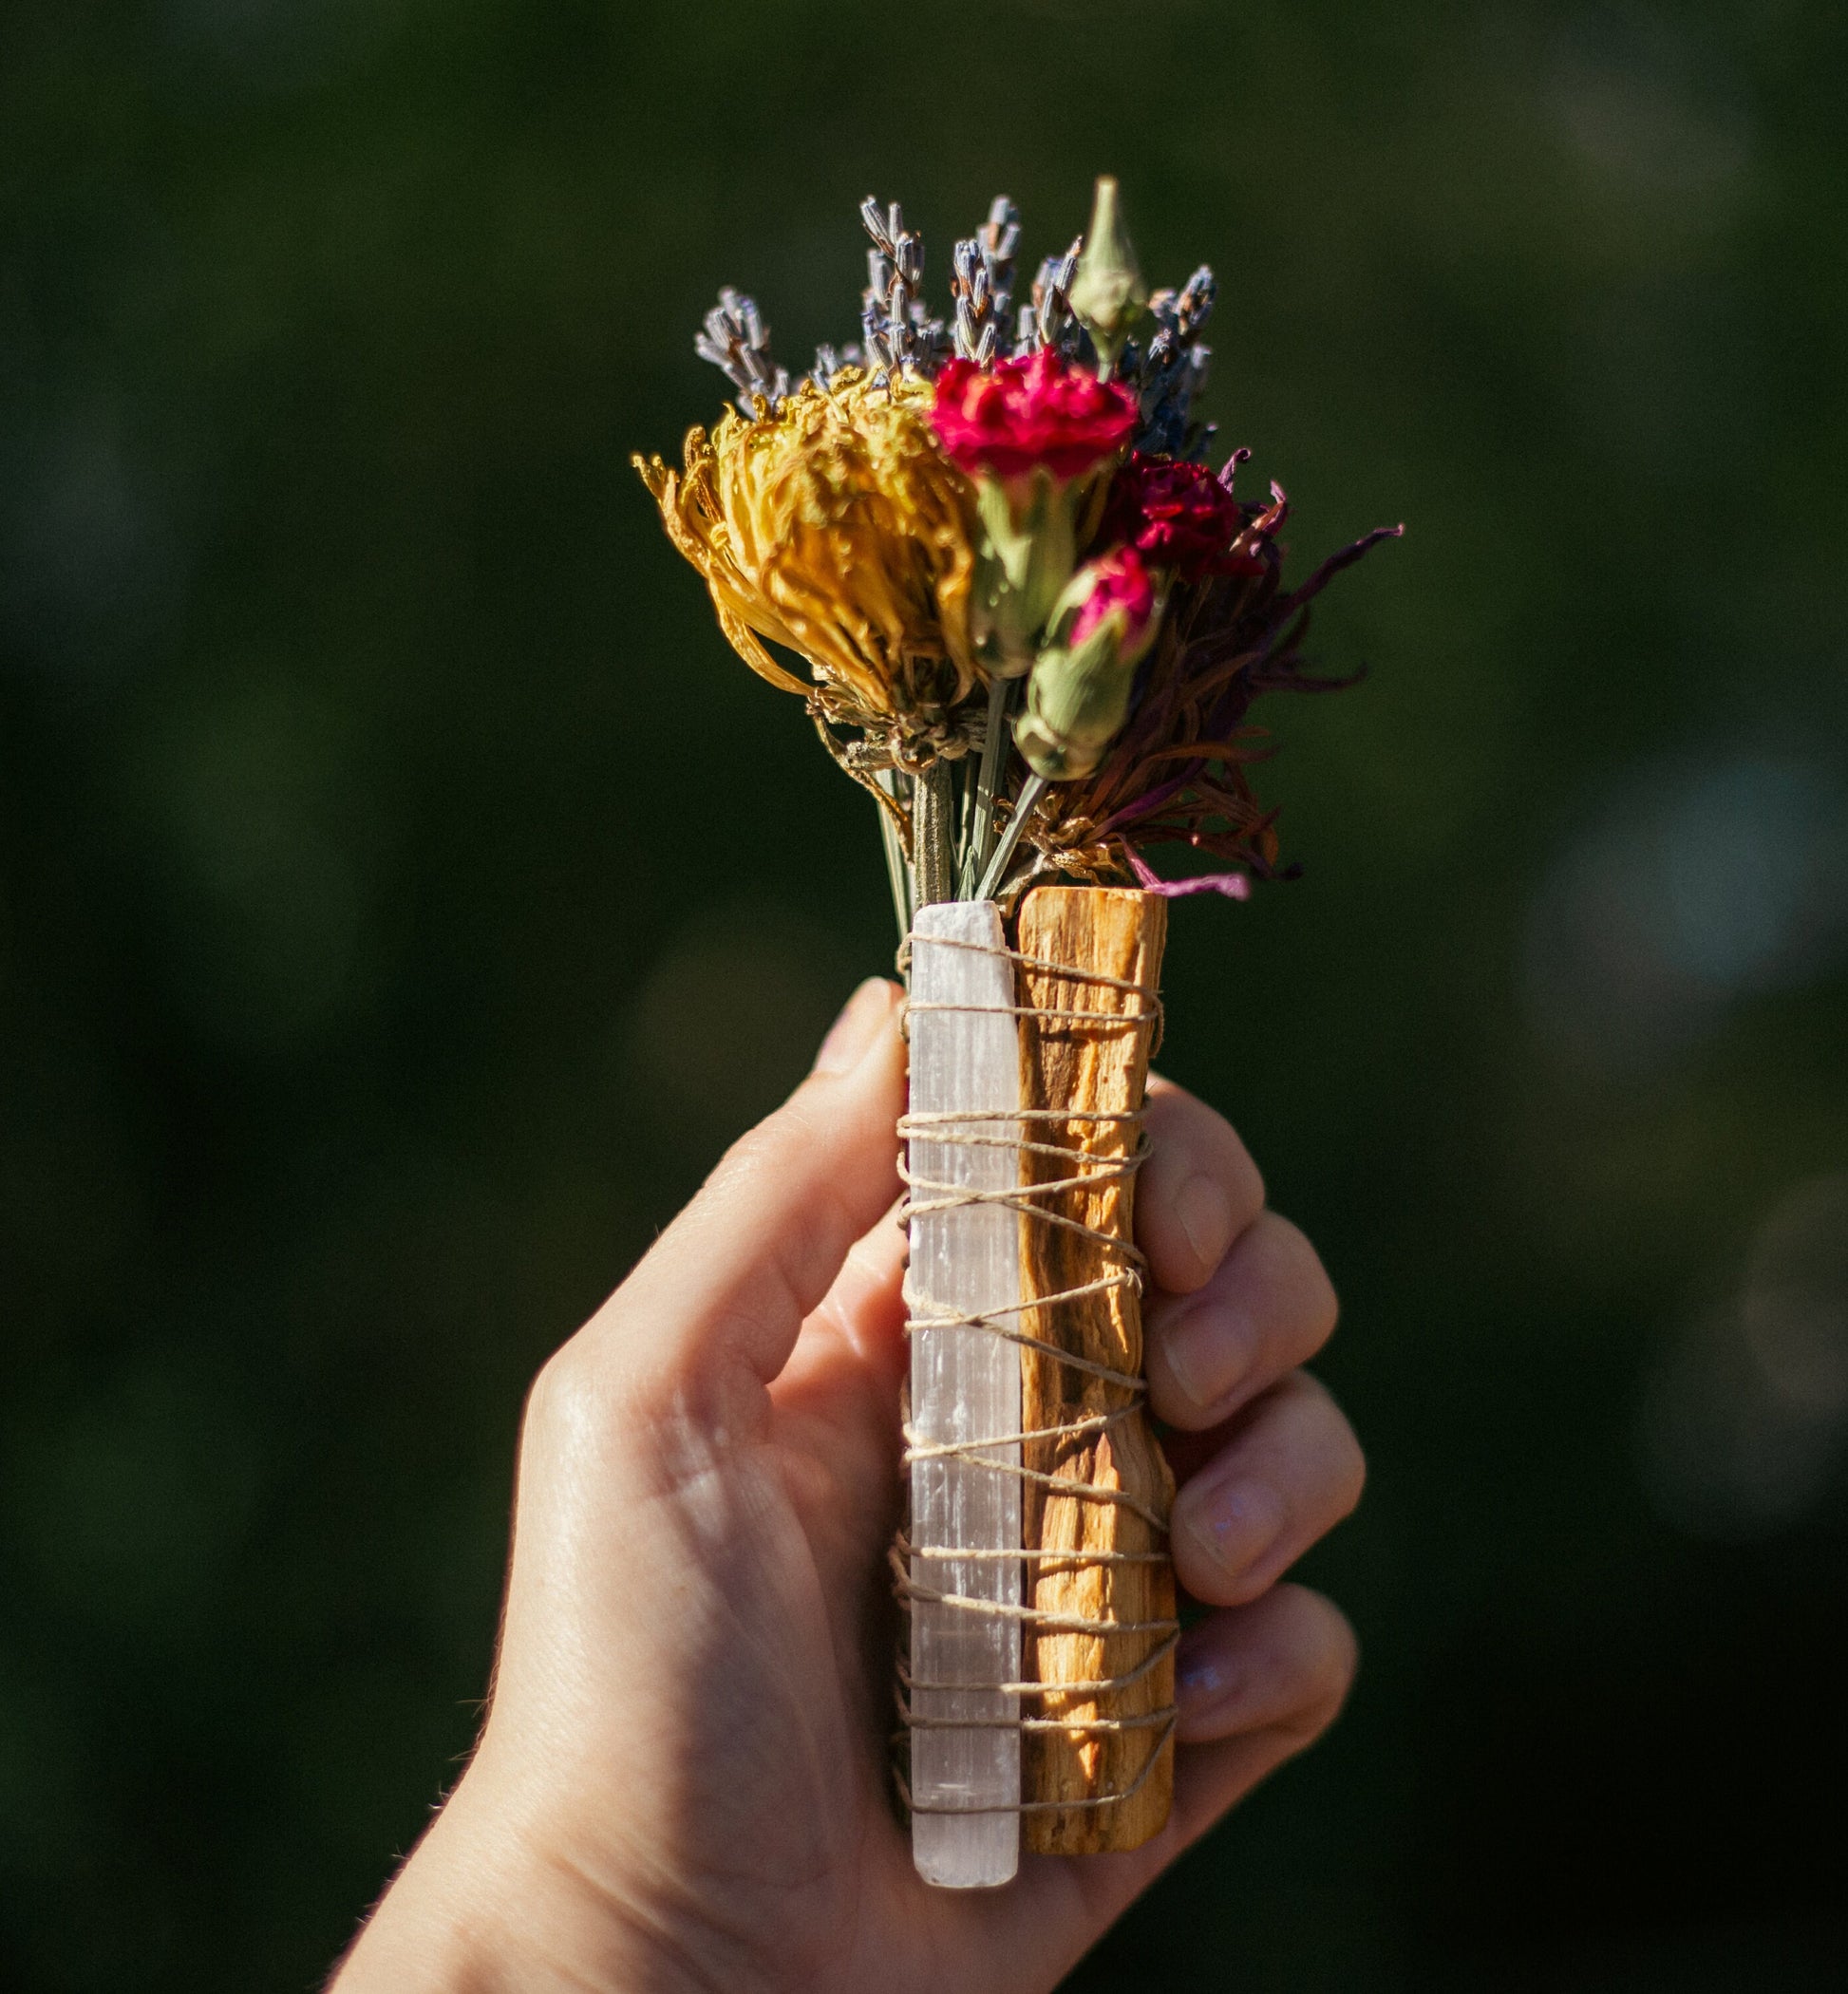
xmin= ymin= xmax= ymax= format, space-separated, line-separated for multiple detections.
xmin=1067 ymin=545 xmax=1158 ymax=652
xmin=930 ymin=349 xmax=1139 ymax=482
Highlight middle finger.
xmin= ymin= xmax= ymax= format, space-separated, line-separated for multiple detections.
xmin=1145 ymin=1209 xmax=1339 ymax=1430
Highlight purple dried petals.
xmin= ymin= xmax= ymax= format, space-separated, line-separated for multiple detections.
xmin=1123 ymin=848 xmax=1253 ymax=900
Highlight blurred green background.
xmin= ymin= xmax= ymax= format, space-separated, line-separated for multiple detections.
xmin=5 ymin=0 xmax=1848 ymax=1986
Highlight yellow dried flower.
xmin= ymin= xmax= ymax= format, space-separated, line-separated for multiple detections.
xmin=633 ymin=369 xmax=980 ymax=729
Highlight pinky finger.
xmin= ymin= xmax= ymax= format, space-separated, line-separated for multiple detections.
xmin=1035 ymin=1587 xmax=1358 ymax=1947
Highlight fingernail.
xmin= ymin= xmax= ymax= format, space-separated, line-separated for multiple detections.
xmin=812 ymin=978 xmax=892 ymax=1076
xmin=1174 ymin=1171 xmax=1235 ymax=1275
xmin=1175 ymin=1637 xmax=1250 ymax=1742
xmin=1176 ymin=1641 xmax=1235 ymax=1712
xmin=1161 ymin=1298 xmax=1256 ymax=1415
xmin=1189 ymin=1477 xmax=1285 ymax=1582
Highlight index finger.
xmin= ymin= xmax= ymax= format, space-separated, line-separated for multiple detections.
xmin=1136 ymin=1074 xmax=1266 ymax=1295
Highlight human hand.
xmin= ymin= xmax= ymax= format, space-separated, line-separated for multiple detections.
xmin=332 ymin=977 xmax=1363 ymax=1993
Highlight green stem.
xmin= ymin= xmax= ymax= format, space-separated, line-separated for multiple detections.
xmin=959 ymin=676 xmax=1014 ymax=898
xmin=974 ymin=771 xmax=1047 ymax=905
xmin=874 ymin=772 xmax=912 ymax=945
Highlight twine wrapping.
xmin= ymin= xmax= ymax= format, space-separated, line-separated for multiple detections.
xmin=894 ymin=904 xmax=1177 ymax=1837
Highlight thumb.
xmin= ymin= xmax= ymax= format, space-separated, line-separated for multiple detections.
xmin=588 ymin=976 xmax=907 ymax=1394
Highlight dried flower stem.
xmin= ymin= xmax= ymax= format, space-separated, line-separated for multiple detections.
xmin=914 ymin=761 xmax=958 ymax=907
xmin=975 ymin=772 xmax=1048 ymax=903
xmin=876 ymin=770 xmax=914 ymax=942
xmin=959 ymin=678 xmax=1015 ymax=897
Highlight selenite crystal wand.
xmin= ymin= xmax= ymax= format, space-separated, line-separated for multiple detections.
xmin=635 ymin=177 xmax=1400 ymax=1887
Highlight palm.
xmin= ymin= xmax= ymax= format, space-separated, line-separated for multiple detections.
xmin=707 ymin=1239 xmax=1110 ymax=1992
xmin=514 ymin=1224 xmax=1119 ymax=1994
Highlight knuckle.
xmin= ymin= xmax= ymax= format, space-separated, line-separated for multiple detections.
xmin=1259 ymin=1213 xmax=1340 ymax=1342
xmin=1270 ymin=1365 xmax=1336 ymax=1420
xmin=706 ymin=1116 xmax=788 ymax=1195
xmin=707 ymin=1084 xmax=839 ymax=1197
xmin=1147 ymin=1087 xmax=1266 ymax=1215
xmin=1284 ymin=1590 xmax=1361 ymax=1734
xmin=526 ymin=1339 xmax=594 ymax=1435
xmin=1215 ymin=1128 xmax=1267 ymax=1224
xmin=525 ymin=1331 xmax=632 ymax=1451
xmin=1282 ymin=1370 xmax=1367 ymax=1517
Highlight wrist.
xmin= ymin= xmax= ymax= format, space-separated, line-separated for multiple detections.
xmin=330 ymin=1772 xmax=613 ymax=1994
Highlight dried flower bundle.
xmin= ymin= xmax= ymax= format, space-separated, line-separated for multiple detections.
xmin=635 ymin=178 xmax=1401 ymax=925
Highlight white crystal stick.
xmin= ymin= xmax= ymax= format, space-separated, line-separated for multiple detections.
xmin=907 ymin=899 xmax=1023 ymax=1887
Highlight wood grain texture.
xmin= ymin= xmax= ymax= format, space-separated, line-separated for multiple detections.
xmin=1014 ymin=885 xmax=1176 ymax=1853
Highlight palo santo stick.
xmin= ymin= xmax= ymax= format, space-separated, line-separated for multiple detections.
xmin=1014 ymin=885 xmax=1177 ymax=1853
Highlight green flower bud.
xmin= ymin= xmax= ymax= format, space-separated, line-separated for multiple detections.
xmin=970 ymin=467 xmax=1080 ymax=676
xmin=1012 ymin=545 xmax=1161 ymax=779
xmin=1069 ymin=177 xmax=1148 ymax=377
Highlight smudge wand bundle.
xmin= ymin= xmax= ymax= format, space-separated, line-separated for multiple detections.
xmin=635 ymin=178 xmax=1399 ymax=1887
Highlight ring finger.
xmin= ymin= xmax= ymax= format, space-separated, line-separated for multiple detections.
xmin=1166 ymin=1370 xmax=1366 ymax=1608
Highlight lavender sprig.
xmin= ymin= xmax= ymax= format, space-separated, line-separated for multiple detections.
xmin=979 ymin=198 xmax=1020 ymax=310
xmin=1134 ymin=264 xmax=1216 ymax=457
xmin=951 ymin=239 xmax=997 ymax=365
xmin=859 ymin=198 xmax=946 ymax=380
xmin=951 ymin=197 xmax=1020 ymax=366
xmin=694 ymin=288 xmax=791 ymax=414
xmin=1015 ymin=238 xmax=1084 ymax=358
